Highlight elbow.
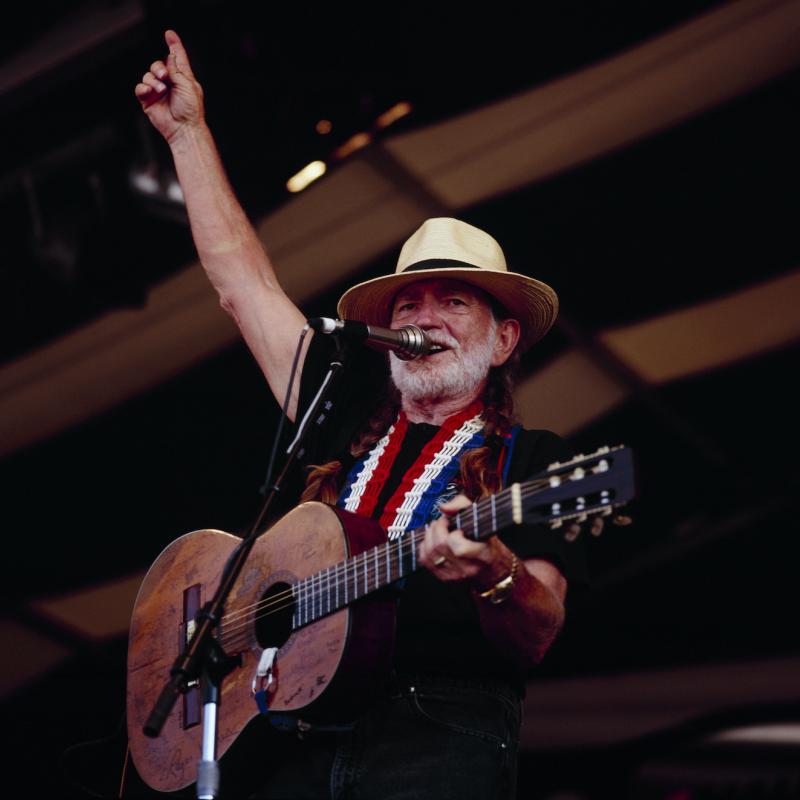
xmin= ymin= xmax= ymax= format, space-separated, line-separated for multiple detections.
xmin=528 ymin=603 xmax=565 ymax=666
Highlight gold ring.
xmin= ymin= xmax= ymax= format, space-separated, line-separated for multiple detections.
xmin=434 ymin=556 xmax=447 ymax=567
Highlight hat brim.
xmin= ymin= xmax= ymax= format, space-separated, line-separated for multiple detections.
xmin=337 ymin=267 xmax=558 ymax=351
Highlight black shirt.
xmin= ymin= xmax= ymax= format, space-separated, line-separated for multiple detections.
xmin=294 ymin=333 xmax=588 ymax=689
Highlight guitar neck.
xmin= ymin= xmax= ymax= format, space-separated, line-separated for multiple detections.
xmin=290 ymin=488 xmax=519 ymax=631
xmin=289 ymin=445 xmax=634 ymax=631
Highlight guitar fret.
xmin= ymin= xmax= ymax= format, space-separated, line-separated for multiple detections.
xmin=411 ymin=532 xmax=416 ymax=571
xmin=472 ymin=503 xmax=478 ymax=540
xmin=298 ymin=582 xmax=302 ymax=627
xmin=398 ymin=538 xmax=404 ymax=577
xmin=325 ymin=566 xmax=330 ymax=615
xmin=363 ymin=552 xmax=368 ymax=595
xmin=386 ymin=544 xmax=391 ymax=583
xmin=335 ymin=565 xmax=339 ymax=610
xmin=343 ymin=560 xmax=348 ymax=605
xmin=374 ymin=548 xmax=379 ymax=590
xmin=491 ymin=494 xmax=497 ymax=533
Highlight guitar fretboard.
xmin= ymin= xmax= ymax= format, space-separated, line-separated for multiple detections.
xmin=290 ymin=490 xmax=517 ymax=630
xmin=287 ymin=445 xmax=631 ymax=631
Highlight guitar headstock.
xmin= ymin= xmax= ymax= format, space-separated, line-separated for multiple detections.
xmin=521 ymin=445 xmax=636 ymax=541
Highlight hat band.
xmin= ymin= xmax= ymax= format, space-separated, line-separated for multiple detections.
xmin=401 ymin=258 xmax=482 ymax=274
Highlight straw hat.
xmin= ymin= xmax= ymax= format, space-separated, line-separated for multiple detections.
xmin=337 ymin=218 xmax=559 ymax=351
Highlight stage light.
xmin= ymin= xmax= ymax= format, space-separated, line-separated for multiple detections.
xmin=286 ymin=160 xmax=327 ymax=193
xmin=375 ymin=102 xmax=413 ymax=129
xmin=165 ymin=178 xmax=184 ymax=204
xmin=129 ymin=165 xmax=160 ymax=196
xmin=333 ymin=132 xmax=372 ymax=160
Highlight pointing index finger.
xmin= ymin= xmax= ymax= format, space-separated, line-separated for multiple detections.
xmin=164 ymin=29 xmax=195 ymax=78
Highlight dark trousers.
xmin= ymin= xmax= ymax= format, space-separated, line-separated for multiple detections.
xmin=246 ymin=673 xmax=522 ymax=800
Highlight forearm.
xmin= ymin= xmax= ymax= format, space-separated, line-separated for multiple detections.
xmin=168 ymin=122 xmax=283 ymax=308
xmin=168 ymin=122 xmax=308 ymax=416
xmin=472 ymin=560 xmax=566 ymax=667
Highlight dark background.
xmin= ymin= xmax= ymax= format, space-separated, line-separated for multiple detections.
xmin=1 ymin=1 xmax=799 ymax=797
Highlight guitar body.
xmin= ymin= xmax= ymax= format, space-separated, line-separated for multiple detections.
xmin=126 ymin=446 xmax=635 ymax=792
xmin=127 ymin=502 xmax=396 ymax=792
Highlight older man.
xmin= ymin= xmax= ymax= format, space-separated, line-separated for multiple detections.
xmin=137 ymin=30 xmax=585 ymax=800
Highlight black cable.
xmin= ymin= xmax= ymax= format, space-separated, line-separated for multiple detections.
xmin=57 ymin=707 xmax=127 ymax=798
xmin=257 ymin=325 xmax=309 ymax=505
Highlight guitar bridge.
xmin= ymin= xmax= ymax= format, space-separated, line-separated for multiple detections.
xmin=180 ymin=584 xmax=202 ymax=729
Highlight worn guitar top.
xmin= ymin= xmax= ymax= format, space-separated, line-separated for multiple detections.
xmin=291 ymin=333 xmax=589 ymax=691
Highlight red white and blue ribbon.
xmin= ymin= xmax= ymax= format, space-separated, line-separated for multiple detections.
xmin=337 ymin=401 xmax=485 ymax=539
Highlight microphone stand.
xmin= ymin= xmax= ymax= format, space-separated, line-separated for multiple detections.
xmin=142 ymin=331 xmax=346 ymax=799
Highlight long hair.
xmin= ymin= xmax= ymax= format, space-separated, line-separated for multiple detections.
xmin=300 ymin=350 xmax=520 ymax=505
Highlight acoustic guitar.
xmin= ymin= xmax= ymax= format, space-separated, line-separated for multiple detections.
xmin=127 ymin=445 xmax=635 ymax=791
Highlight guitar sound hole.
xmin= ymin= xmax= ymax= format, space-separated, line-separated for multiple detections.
xmin=254 ymin=582 xmax=295 ymax=650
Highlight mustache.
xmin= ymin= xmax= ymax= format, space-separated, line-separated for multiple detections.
xmin=424 ymin=332 xmax=459 ymax=350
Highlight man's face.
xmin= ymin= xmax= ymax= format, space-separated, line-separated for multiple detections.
xmin=388 ymin=278 xmax=504 ymax=403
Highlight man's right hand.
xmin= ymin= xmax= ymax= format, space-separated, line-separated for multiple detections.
xmin=135 ymin=29 xmax=204 ymax=145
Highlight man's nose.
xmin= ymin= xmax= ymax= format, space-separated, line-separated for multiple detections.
xmin=410 ymin=298 xmax=443 ymax=329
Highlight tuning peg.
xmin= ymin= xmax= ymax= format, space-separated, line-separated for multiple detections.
xmin=612 ymin=514 xmax=633 ymax=526
xmin=590 ymin=516 xmax=605 ymax=536
xmin=564 ymin=522 xmax=582 ymax=542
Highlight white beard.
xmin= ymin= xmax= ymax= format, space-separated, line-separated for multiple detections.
xmin=389 ymin=319 xmax=497 ymax=402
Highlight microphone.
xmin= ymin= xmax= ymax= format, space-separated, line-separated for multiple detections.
xmin=306 ymin=318 xmax=441 ymax=360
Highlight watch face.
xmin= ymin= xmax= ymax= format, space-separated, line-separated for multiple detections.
xmin=489 ymin=584 xmax=513 ymax=604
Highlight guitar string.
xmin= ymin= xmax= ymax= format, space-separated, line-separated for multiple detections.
xmin=218 ymin=466 xmax=609 ymax=633
xmin=217 ymin=473 xmax=608 ymax=641
xmin=218 ymin=487 xmax=516 ymax=623
xmin=216 ymin=481 xmax=540 ymax=630
xmin=216 ymin=476 xmax=606 ymax=648
xmin=215 ymin=489 xmax=530 ymax=650
xmin=219 ymin=497 xmax=617 ymax=652
xmin=217 ymin=476 xmax=613 ymax=651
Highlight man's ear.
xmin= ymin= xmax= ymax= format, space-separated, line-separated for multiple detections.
xmin=492 ymin=319 xmax=521 ymax=366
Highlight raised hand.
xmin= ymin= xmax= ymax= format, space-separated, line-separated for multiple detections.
xmin=134 ymin=29 xmax=204 ymax=145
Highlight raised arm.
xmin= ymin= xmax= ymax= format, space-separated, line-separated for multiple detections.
xmin=135 ymin=30 xmax=311 ymax=419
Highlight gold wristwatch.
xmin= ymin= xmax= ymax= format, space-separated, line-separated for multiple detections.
xmin=477 ymin=554 xmax=519 ymax=605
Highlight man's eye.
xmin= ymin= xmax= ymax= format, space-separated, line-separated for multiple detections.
xmin=397 ymin=302 xmax=415 ymax=312
xmin=447 ymin=298 xmax=466 ymax=306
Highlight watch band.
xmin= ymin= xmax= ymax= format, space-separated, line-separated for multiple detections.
xmin=477 ymin=553 xmax=519 ymax=605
